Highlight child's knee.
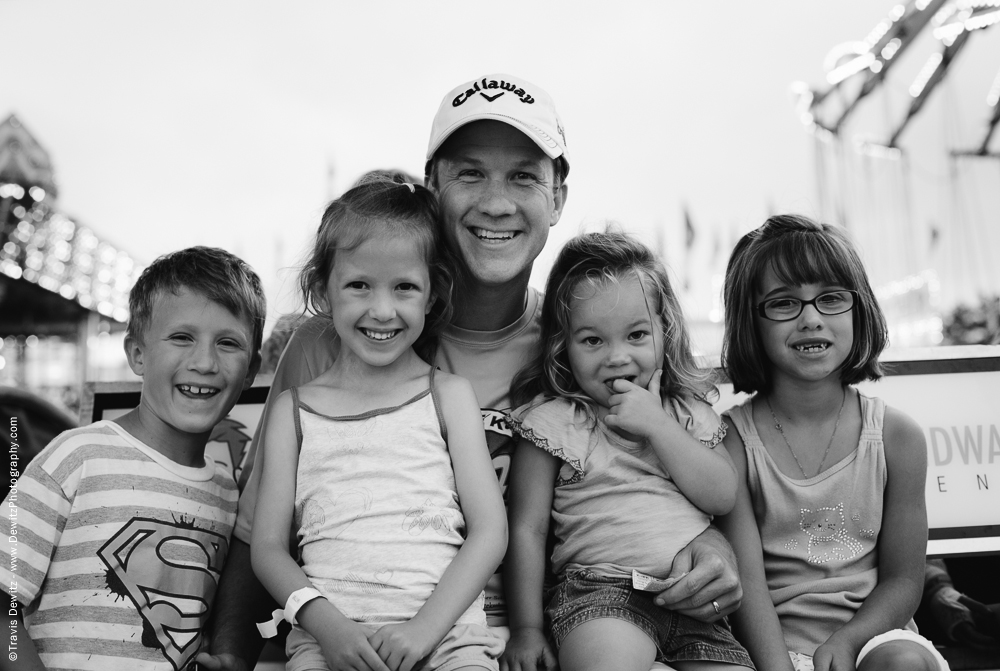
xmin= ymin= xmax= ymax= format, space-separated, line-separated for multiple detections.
xmin=857 ymin=639 xmax=942 ymax=671
xmin=559 ymin=618 xmax=657 ymax=671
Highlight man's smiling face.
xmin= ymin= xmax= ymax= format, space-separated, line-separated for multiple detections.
xmin=432 ymin=120 xmax=565 ymax=289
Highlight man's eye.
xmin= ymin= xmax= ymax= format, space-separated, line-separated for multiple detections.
xmin=514 ymin=172 xmax=538 ymax=182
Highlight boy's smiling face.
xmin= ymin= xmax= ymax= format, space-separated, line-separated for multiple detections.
xmin=124 ymin=287 xmax=258 ymax=458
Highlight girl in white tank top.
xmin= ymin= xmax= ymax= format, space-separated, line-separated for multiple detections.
xmin=251 ymin=180 xmax=507 ymax=671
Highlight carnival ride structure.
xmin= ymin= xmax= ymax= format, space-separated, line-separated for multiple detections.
xmin=792 ymin=0 xmax=1000 ymax=346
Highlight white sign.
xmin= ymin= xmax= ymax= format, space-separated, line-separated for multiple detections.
xmin=714 ymin=346 xmax=1000 ymax=557
xmin=83 ymin=376 xmax=271 ymax=486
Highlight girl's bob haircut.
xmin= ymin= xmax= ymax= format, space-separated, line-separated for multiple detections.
xmin=299 ymin=178 xmax=454 ymax=362
xmin=511 ymin=229 xmax=715 ymax=418
xmin=722 ymin=214 xmax=888 ymax=395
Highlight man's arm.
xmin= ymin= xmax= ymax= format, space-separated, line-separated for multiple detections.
xmin=199 ymin=407 xmax=277 ymax=671
xmin=656 ymin=526 xmax=743 ymax=622
xmin=198 ymin=397 xmax=282 ymax=670
xmin=197 ymin=538 xmax=272 ymax=671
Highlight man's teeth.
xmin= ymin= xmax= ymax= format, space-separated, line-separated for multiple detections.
xmin=795 ymin=343 xmax=829 ymax=352
xmin=474 ymin=228 xmax=516 ymax=241
xmin=179 ymin=385 xmax=216 ymax=396
xmin=363 ymin=329 xmax=398 ymax=341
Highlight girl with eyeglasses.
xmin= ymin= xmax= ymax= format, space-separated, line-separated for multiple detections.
xmin=717 ymin=215 xmax=948 ymax=671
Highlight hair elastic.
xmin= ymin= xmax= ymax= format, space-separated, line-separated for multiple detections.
xmin=403 ymin=182 xmax=416 ymax=193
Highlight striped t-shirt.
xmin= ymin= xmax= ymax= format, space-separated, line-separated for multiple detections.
xmin=1 ymin=420 xmax=238 ymax=671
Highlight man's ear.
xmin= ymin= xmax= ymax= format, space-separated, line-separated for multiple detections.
xmin=550 ymin=182 xmax=568 ymax=228
xmin=123 ymin=335 xmax=145 ymax=377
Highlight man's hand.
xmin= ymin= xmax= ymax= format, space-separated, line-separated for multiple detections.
xmin=927 ymin=583 xmax=1000 ymax=648
xmin=604 ymin=370 xmax=664 ymax=438
xmin=501 ymin=627 xmax=559 ymax=671
xmin=954 ymin=594 xmax=1000 ymax=648
xmin=655 ymin=527 xmax=741 ymax=623
xmin=191 ymin=652 xmax=250 ymax=671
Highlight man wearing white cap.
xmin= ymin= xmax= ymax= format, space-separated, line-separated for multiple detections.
xmin=201 ymin=74 xmax=741 ymax=671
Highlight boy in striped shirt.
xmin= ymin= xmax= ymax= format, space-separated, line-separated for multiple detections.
xmin=1 ymin=247 xmax=265 ymax=671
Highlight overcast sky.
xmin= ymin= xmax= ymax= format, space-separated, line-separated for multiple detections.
xmin=4 ymin=0 xmax=999 ymax=331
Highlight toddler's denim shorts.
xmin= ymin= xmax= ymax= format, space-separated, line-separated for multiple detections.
xmin=546 ymin=569 xmax=754 ymax=668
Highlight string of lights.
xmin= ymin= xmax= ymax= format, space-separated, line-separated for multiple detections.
xmin=0 ymin=115 xmax=141 ymax=325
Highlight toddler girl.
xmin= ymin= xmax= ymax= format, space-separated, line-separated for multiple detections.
xmin=503 ymin=231 xmax=753 ymax=671
xmin=252 ymin=180 xmax=507 ymax=671
xmin=718 ymin=214 xmax=948 ymax=671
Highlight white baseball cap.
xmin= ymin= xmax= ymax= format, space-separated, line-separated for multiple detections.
xmin=426 ymin=73 xmax=569 ymax=175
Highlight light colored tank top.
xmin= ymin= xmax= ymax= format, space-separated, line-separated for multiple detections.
xmin=289 ymin=371 xmax=486 ymax=627
xmin=726 ymin=392 xmax=890 ymax=656
xmin=510 ymin=394 xmax=725 ymax=579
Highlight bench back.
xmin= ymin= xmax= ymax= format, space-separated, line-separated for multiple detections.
xmin=84 ymin=346 xmax=1000 ymax=558
xmin=715 ymin=345 xmax=1000 ymax=557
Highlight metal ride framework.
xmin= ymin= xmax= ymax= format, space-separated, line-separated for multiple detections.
xmin=789 ymin=1 xmax=1000 ymax=338
xmin=795 ymin=0 xmax=1000 ymax=155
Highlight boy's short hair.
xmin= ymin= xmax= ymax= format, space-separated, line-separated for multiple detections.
xmin=127 ymin=246 xmax=267 ymax=355
xmin=722 ymin=214 xmax=889 ymax=395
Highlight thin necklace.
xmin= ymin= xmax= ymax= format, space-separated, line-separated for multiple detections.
xmin=765 ymin=387 xmax=847 ymax=479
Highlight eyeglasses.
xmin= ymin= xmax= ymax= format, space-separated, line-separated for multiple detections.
xmin=756 ymin=290 xmax=858 ymax=322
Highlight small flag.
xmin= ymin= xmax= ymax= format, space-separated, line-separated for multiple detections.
xmin=684 ymin=206 xmax=696 ymax=249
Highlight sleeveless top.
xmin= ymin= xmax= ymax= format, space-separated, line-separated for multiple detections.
xmin=726 ymin=393 xmax=897 ymax=656
xmin=510 ymin=394 xmax=727 ymax=579
xmin=289 ymin=369 xmax=487 ymax=627
xmin=235 ymin=289 xmax=545 ymax=625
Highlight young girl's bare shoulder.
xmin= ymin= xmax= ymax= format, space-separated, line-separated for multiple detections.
xmin=433 ymin=369 xmax=478 ymax=406
xmin=720 ymin=411 xmax=750 ymax=466
xmin=269 ymin=387 xmax=296 ymax=409
xmin=880 ymin=401 xmax=927 ymax=461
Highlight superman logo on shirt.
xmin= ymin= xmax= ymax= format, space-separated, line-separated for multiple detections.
xmin=98 ymin=516 xmax=230 ymax=671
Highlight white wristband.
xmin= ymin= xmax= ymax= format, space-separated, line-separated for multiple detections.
xmin=256 ymin=608 xmax=284 ymax=638
xmin=284 ymin=587 xmax=324 ymax=625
